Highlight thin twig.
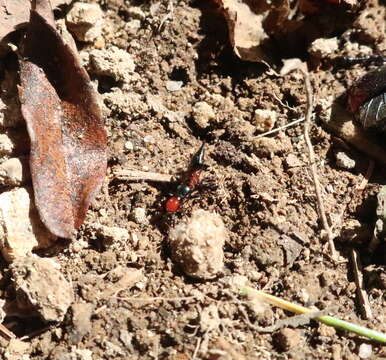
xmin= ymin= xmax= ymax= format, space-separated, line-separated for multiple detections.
xmin=191 ymin=336 xmax=201 ymax=360
xmin=301 ymin=67 xmax=338 ymax=260
xmin=350 ymin=249 xmax=373 ymax=320
xmin=256 ymin=116 xmax=307 ymax=138
xmin=271 ymin=91 xmax=298 ymax=111
xmin=113 ymin=169 xmax=173 ymax=183
xmin=0 ymin=324 xmax=15 ymax=340
xmin=117 ymin=295 xmax=197 ymax=302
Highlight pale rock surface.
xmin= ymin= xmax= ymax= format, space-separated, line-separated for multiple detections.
xmin=0 ymin=188 xmax=56 ymax=262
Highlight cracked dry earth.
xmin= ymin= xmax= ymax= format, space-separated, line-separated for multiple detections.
xmin=1 ymin=0 xmax=386 ymax=359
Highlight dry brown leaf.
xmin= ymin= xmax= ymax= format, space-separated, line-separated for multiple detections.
xmin=18 ymin=0 xmax=107 ymax=238
xmin=214 ymin=0 xmax=290 ymax=62
xmin=0 ymin=0 xmax=70 ymax=42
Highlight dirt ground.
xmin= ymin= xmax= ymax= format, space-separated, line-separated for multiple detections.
xmin=1 ymin=0 xmax=386 ymax=359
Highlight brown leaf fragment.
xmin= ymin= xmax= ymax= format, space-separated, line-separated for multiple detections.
xmin=0 ymin=0 xmax=70 ymax=42
xmin=213 ymin=0 xmax=290 ymax=62
xmin=19 ymin=0 xmax=107 ymax=238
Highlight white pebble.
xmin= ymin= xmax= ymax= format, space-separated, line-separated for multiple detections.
xmin=131 ymin=207 xmax=149 ymax=225
xmin=358 ymin=343 xmax=372 ymax=359
xmin=0 ymin=133 xmax=14 ymax=155
xmin=285 ymin=153 xmax=302 ymax=168
xmin=127 ymin=7 xmax=146 ymax=20
xmin=254 ymin=109 xmax=277 ymax=133
xmin=335 ymin=151 xmax=356 ymax=170
xmin=125 ymin=19 xmax=141 ymax=34
xmin=0 ymin=157 xmax=28 ymax=186
xmin=124 ymin=141 xmax=134 ymax=151
xmin=166 ymin=80 xmax=183 ymax=92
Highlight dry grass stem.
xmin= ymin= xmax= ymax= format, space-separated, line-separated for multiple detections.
xmin=301 ymin=68 xmax=338 ymax=260
xmin=0 ymin=324 xmax=15 ymax=340
xmin=256 ymin=116 xmax=306 ymax=138
xmin=350 ymin=249 xmax=373 ymax=319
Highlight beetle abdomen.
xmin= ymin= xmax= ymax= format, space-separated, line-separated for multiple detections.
xmin=359 ymin=92 xmax=386 ymax=131
xmin=348 ymin=65 xmax=386 ymax=113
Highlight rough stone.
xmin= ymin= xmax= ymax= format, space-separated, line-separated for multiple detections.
xmin=169 ymin=210 xmax=226 ymax=279
xmin=89 ymin=47 xmax=135 ymax=82
xmin=66 ymin=3 xmax=104 ymax=42
xmin=192 ymin=101 xmax=216 ymax=129
xmin=0 ymin=188 xmax=56 ymax=262
xmin=68 ymin=302 xmax=93 ymax=344
xmin=252 ymin=134 xmax=292 ymax=157
xmin=10 ymin=256 xmax=74 ymax=322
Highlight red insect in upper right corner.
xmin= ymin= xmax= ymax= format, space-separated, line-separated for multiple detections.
xmin=347 ymin=58 xmax=386 ymax=133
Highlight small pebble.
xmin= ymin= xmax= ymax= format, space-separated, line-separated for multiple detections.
xmin=125 ymin=19 xmax=141 ymax=34
xmin=66 ymin=3 xmax=104 ymax=42
xmin=0 ymin=157 xmax=29 ymax=186
xmin=192 ymin=101 xmax=215 ymax=129
xmin=0 ymin=133 xmax=14 ymax=155
xmin=90 ymin=224 xmax=130 ymax=248
xmin=274 ymin=328 xmax=301 ymax=352
xmin=285 ymin=153 xmax=302 ymax=168
xmin=254 ymin=109 xmax=277 ymax=133
xmin=169 ymin=209 xmax=226 ymax=279
xmin=131 ymin=207 xmax=149 ymax=225
xmin=124 ymin=141 xmax=134 ymax=151
xmin=335 ymin=151 xmax=356 ymax=170
xmin=200 ymin=304 xmax=220 ymax=332
xmin=309 ymin=37 xmax=339 ymax=58
xmin=166 ymin=80 xmax=183 ymax=92
xmin=143 ymin=135 xmax=155 ymax=144
xmin=358 ymin=343 xmax=372 ymax=359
